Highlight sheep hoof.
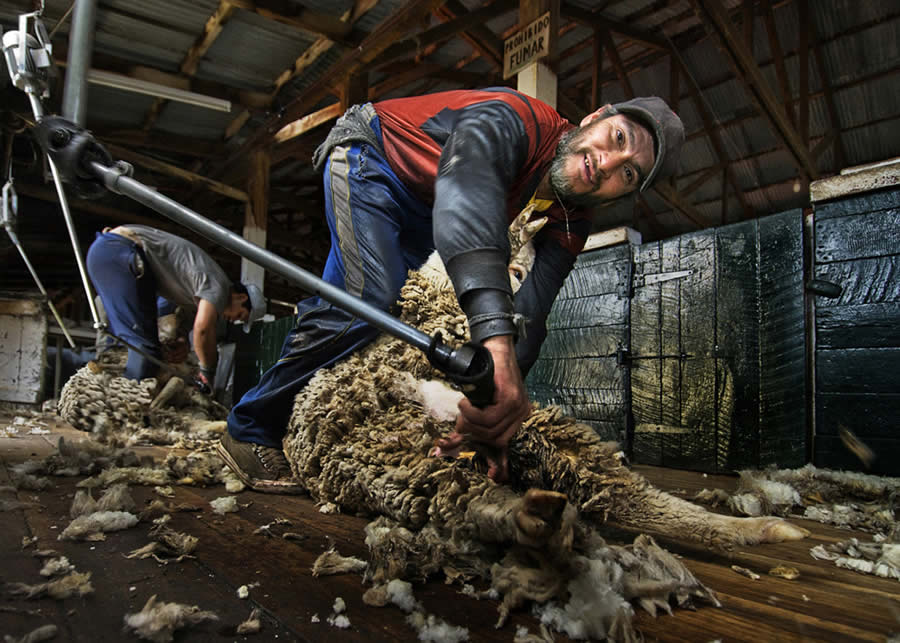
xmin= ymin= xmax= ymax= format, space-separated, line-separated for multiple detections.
xmin=514 ymin=489 xmax=569 ymax=546
xmin=757 ymin=517 xmax=810 ymax=542
xmin=150 ymin=376 xmax=185 ymax=409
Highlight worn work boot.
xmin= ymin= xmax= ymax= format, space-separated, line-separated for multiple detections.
xmin=216 ymin=431 xmax=304 ymax=494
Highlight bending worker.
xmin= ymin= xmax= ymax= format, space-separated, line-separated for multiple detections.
xmin=86 ymin=224 xmax=266 ymax=390
xmin=219 ymin=88 xmax=684 ymax=490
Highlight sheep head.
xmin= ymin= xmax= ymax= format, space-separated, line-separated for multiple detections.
xmin=419 ymin=203 xmax=548 ymax=295
xmin=507 ymin=202 xmax=547 ymax=294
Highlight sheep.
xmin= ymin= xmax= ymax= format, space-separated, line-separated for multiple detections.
xmin=57 ymin=358 xmax=227 ymax=446
xmin=281 ymin=206 xmax=809 ymax=638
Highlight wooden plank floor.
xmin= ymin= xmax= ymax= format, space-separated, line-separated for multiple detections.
xmin=1 ymin=409 xmax=897 ymax=642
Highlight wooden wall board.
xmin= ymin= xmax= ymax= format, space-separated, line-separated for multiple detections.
xmin=529 ymin=360 xmax=626 ymax=438
xmin=540 ymin=323 xmax=626 ymax=358
xmin=814 ymin=208 xmax=900 ymax=264
xmin=630 ymin=240 xmax=664 ymax=433
xmin=816 ymin=392 xmax=900 ymax=438
xmin=817 ymin=302 xmax=900 ymax=348
xmin=814 ymin=256 xmax=900 ymax=306
xmin=556 ymin=248 xmax=629 ymax=298
xmin=528 ymin=244 xmax=631 ymax=442
xmin=814 ymin=434 xmax=900 ymax=477
xmin=534 ymin=209 xmax=806 ymax=473
xmin=547 ymin=291 xmax=629 ymax=329
xmin=717 ymin=220 xmax=762 ymax=470
xmin=631 ymin=212 xmax=806 ymax=472
xmin=813 ymin=187 xmax=900 ymax=475
xmin=816 ymin=347 xmax=900 ymax=395
xmin=757 ymin=210 xmax=806 ymax=469
xmin=528 ymin=354 xmax=621 ymax=388
xmin=0 ymin=297 xmax=47 ymax=404
xmin=813 ymin=187 xmax=899 ymax=220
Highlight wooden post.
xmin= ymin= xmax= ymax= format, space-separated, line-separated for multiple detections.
xmin=516 ymin=0 xmax=559 ymax=107
xmin=242 ymin=148 xmax=269 ymax=292
xmin=341 ymin=71 xmax=369 ymax=110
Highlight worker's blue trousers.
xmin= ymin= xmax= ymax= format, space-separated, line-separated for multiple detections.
xmin=227 ymin=132 xmax=435 ymax=447
xmin=86 ymin=231 xmax=162 ymax=380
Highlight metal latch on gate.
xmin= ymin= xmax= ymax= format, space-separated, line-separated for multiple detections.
xmin=634 ymin=269 xmax=694 ymax=287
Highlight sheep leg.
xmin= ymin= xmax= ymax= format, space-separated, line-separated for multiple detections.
xmin=509 ymin=418 xmax=809 ymax=549
xmin=598 ymin=484 xmax=809 ymax=548
xmin=150 ymin=376 xmax=185 ymax=409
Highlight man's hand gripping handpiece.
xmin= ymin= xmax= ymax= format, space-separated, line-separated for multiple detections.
xmin=437 ymin=335 xmax=530 ymax=482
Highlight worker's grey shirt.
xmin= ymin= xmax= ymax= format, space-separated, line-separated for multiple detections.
xmin=126 ymin=225 xmax=231 ymax=315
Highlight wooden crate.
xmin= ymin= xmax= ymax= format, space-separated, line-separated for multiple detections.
xmin=0 ymin=295 xmax=47 ymax=405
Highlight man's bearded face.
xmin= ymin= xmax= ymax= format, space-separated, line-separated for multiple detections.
xmin=549 ymin=112 xmax=655 ymax=209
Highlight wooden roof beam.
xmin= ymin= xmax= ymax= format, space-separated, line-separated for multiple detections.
xmin=182 ymin=1 xmax=237 ymax=77
xmin=620 ymin=0 xmax=676 ymax=27
xmin=14 ymin=183 xmax=182 ymax=230
xmin=370 ymin=64 xmax=486 ymax=99
xmin=669 ymin=46 xmax=754 ymax=219
xmin=218 ymin=0 xmax=452 ymax=173
xmin=53 ymin=56 xmax=265 ymax=118
xmin=434 ymin=0 xmax=506 ymax=70
xmin=227 ymin=0 xmax=359 ymax=45
xmin=808 ymin=2 xmax=846 ymax=170
xmin=759 ymin=0 xmax=793 ymax=126
xmin=591 ymin=27 xmax=603 ymax=110
xmin=653 ymin=182 xmax=711 ymax=228
xmin=360 ymin=0 xmax=518 ymax=72
xmin=601 ymin=29 xmax=634 ymax=97
xmin=94 ymin=128 xmax=225 ymax=159
xmin=273 ymin=103 xmax=343 ymax=144
xmin=106 ymin=144 xmax=248 ymax=202
xmin=680 ymin=165 xmax=720 ymax=197
xmin=675 ymin=121 xmax=893 ymax=188
xmin=562 ymin=3 xmax=668 ymax=50
xmin=222 ymin=0 xmax=379 ymax=142
xmin=141 ymin=1 xmax=237 ymax=132
xmin=797 ymin=0 xmax=809 ymax=144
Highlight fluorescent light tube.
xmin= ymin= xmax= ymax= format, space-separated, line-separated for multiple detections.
xmin=87 ymin=69 xmax=232 ymax=112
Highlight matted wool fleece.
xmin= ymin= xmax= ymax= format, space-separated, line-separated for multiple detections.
xmin=281 ymin=211 xmax=807 ymax=639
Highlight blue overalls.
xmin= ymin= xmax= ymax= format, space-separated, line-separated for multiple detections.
xmin=86 ymin=231 xmax=170 ymax=380
xmin=227 ymin=115 xmax=434 ymax=447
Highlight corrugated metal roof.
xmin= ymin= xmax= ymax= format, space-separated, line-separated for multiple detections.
xmin=101 ymin=0 xmax=221 ymax=33
xmin=93 ymin=0 xmax=220 ymax=70
xmin=82 ymin=84 xmax=158 ymax=127
xmin=201 ymin=12 xmax=317 ymax=91
xmin=154 ymin=99 xmax=236 ymax=140
xmin=299 ymin=0 xmax=357 ymax=18
xmin=842 ymin=120 xmax=900 ymax=167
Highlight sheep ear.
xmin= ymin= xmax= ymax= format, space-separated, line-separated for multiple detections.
xmin=511 ymin=202 xmax=539 ymax=233
xmin=522 ymin=216 xmax=548 ymax=242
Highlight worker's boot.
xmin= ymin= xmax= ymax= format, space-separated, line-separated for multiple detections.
xmin=216 ymin=432 xmax=305 ymax=494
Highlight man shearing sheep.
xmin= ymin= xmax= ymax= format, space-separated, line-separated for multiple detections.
xmin=219 ymin=88 xmax=683 ymax=490
xmin=87 ymin=225 xmax=266 ymax=392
